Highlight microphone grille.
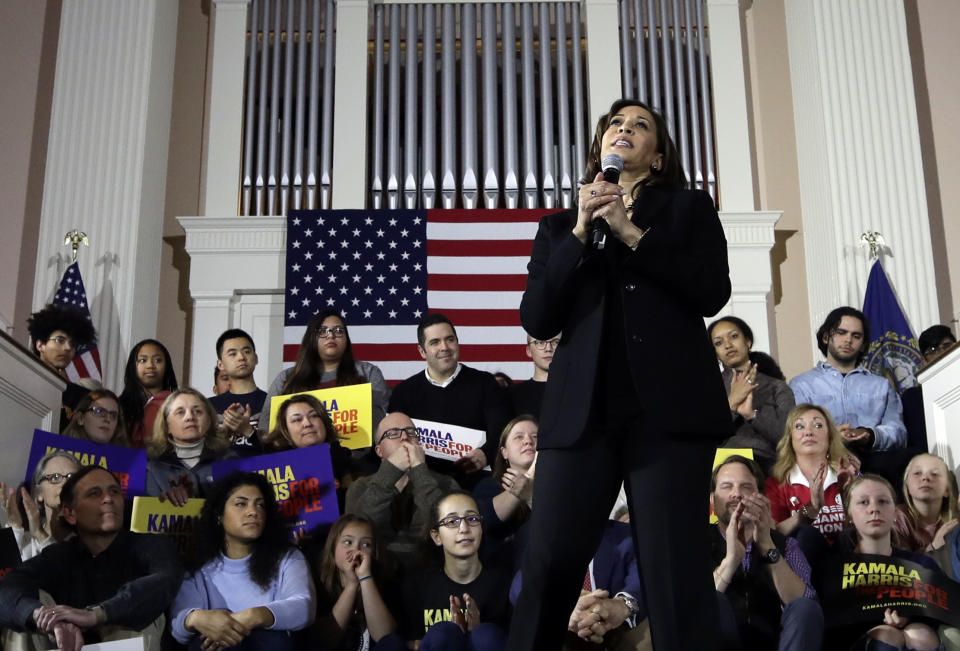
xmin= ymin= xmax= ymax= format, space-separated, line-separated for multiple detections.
xmin=601 ymin=154 xmax=624 ymax=173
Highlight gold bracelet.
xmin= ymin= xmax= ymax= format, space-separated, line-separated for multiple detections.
xmin=629 ymin=227 xmax=651 ymax=251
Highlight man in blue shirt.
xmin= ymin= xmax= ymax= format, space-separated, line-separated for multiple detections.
xmin=790 ymin=307 xmax=911 ymax=486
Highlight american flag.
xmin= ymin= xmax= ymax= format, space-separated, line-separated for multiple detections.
xmin=283 ymin=209 xmax=553 ymax=384
xmin=53 ymin=262 xmax=102 ymax=382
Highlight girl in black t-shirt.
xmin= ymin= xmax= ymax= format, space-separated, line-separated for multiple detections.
xmin=403 ymin=491 xmax=511 ymax=650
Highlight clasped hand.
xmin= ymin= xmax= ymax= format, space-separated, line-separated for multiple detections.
xmin=574 ymin=173 xmax=635 ymax=245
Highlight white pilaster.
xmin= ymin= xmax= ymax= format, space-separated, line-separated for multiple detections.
xmin=331 ymin=0 xmax=371 ymax=208
xmin=784 ymin=0 xmax=938 ymax=348
xmin=584 ymin=0 xmax=623 ymax=121
xmin=32 ymin=0 xmax=179 ymax=390
xmin=202 ymin=0 xmax=251 ymax=216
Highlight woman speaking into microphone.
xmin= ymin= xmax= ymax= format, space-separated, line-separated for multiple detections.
xmin=507 ymin=99 xmax=732 ymax=650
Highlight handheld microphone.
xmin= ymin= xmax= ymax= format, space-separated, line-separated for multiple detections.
xmin=592 ymin=154 xmax=624 ymax=250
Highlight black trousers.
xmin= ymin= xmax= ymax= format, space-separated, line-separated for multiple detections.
xmin=507 ymin=417 xmax=722 ymax=650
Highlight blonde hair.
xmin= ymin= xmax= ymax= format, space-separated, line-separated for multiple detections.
xmin=771 ymin=403 xmax=848 ymax=483
xmin=902 ymin=453 xmax=959 ymax=525
xmin=147 ymin=387 xmax=228 ymax=459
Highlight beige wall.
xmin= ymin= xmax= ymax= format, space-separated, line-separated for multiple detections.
xmin=744 ymin=0 xmax=812 ymax=380
xmin=0 ymin=0 xmax=59 ymax=341
xmin=157 ymin=0 xmax=210 ymax=387
xmin=908 ymin=0 xmax=960 ymax=334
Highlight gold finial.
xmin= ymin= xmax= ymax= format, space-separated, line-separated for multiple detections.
xmin=858 ymin=231 xmax=886 ymax=261
xmin=63 ymin=229 xmax=89 ymax=263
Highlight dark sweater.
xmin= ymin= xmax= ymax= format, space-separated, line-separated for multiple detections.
xmin=388 ymin=365 xmax=512 ymax=478
xmin=507 ymin=380 xmax=545 ymax=420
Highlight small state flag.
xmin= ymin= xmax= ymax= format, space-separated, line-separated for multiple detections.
xmin=862 ymin=260 xmax=922 ymax=391
xmin=53 ymin=262 xmax=102 ymax=382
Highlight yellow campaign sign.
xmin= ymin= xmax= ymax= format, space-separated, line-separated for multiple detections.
xmin=268 ymin=383 xmax=373 ymax=450
xmin=130 ymin=496 xmax=205 ymax=557
xmin=709 ymin=448 xmax=755 ymax=524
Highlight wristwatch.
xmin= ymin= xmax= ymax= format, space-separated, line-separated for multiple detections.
xmin=761 ymin=548 xmax=782 ymax=564
xmin=614 ymin=592 xmax=641 ymax=616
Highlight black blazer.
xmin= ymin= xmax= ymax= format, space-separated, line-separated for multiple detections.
xmin=519 ymin=186 xmax=733 ymax=448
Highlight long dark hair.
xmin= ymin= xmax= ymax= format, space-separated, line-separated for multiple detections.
xmin=282 ymin=309 xmax=365 ymax=393
xmin=418 ymin=490 xmax=482 ymax=566
xmin=186 ymin=471 xmax=291 ymax=591
xmin=118 ymin=339 xmax=178 ymax=433
xmin=584 ymin=98 xmax=687 ymax=210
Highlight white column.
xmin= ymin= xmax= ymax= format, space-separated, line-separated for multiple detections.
xmin=706 ymin=0 xmax=755 ymax=211
xmin=202 ymin=0 xmax=251 ymax=216
xmin=331 ymin=0 xmax=371 ymax=208
xmin=32 ymin=0 xmax=179 ymax=390
xmin=584 ymin=0 xmax=622 ymax=121
xmin=784 ymin=0 xmax=938 ymax=344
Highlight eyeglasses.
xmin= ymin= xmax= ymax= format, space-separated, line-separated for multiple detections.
xmin=529 ymin=338 xmax=561 ymax=350
xmin=379 ymin=426 xmax=419 ymax=443
xmin=47 ymin=335 xmax=73 ymax=347
xmin=39 ymin=472 xmax=74 ymax=485
xmin=435 ymin=514 xmax=483 ymax=529
xmin=317 ymin=326 xmax=347 ymax=339
xmin=924 ymin=341 xmax=954 ymax=356
xmin=86 ymin=406 xmax=119 ymax=421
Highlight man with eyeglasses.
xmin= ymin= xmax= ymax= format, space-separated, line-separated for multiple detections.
xmin=27 ymin=304 xmax=98 ymax=432
xmin=345 ymin=412 xmax=460 ymax=569
xmin=508 ymin=332 xmax=561 ymax=419
xmin=902 ymin=325 xmax=958 ymax=446
xmin=388 ymin=313 xmax=512 ymax=488
xmin=0 ymin=466 xmax=182 ymax=651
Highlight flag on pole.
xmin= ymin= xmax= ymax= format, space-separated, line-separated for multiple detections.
xmin=283 ymin=209 xmax=552 ymax=384
xmin=53 ymin=262 xmax=102 ymax=382
xmin=861 ymin=260 xmax=922 ymax=391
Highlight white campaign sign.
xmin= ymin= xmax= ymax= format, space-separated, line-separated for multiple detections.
xmin=412 ymin=418 xmax=486 ymax=461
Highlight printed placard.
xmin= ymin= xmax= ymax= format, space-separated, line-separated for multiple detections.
xmin=411 ymin=418 xmax=486 ymax=462
xmin=130 ymin=496 xmax=205 ymax=557
xmin=268 ymin=384 xmax=373 ymax=450
xmin=211 ymin=446 xmax=340 ymax=539
xmin=823 ymin=554 xmax=960 ymax=627
xmin=25 ymin=429 xmax=148 ymax=497
xmin=709 ymin=448 xmax=755 ymax=524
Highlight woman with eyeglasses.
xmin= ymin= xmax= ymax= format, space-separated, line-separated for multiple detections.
xmin=0 ymin=450 xmax=80 ymax=560
xmin=258 ymin=309 xmax=388 ymax=438
xmin=61 ymin=389 xmax=130 ymax=446
xmin=402 ymin=490 xmax=511 ymax=650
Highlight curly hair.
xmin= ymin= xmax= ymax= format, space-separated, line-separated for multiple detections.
xmin=27 ymin=304 xmax=97 ymax=353
xmin=282 ymin=309 xmax=365 ymax=393
xmin=146 ymin=388 xmax=228 ymax=459
xmin=62 ymin=389 xmax=130 ymax=447
xmin=118 ymin=339 xmax=178 ymax=435
xmin=815 ymin=307 xmax=869 ymax=363
xmin=771 ymin=404 xmax=849 ymax=483
xmin=185 ymin=471 xmax=292 ymax=591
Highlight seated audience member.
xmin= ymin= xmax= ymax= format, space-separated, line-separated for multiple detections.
xmin=388 ymin=313 xmax=512 ymax=487
xmin=259 ymin=309 xmax=388 ymax=438
xmin=0 ymin=466 xmax=182 ymax=651
xmin=61 ymin=388 xmax=129 ymax=446
xmin=345 ymin=413 xmax=459 ymax=568
xmin=26 ymin=303 xmax=97 ymax=432
xmin=508 ymin=333 xmax=560 ymax=419
xmin=1 ymin=451 xmax=81 ymax=560
xmin=710 ymin=455 xmax=823 ymax=651
xmin=402 ymin=491 xmax=511 ymax=650
xmin=824 ymin=475 xmax=942 ymax=651
xmin=119 ymin=338 xmax=178 ymax=448
xmin=473 ymin=416 xmax=536 ymax=561
xmin=894 ymin=453 xmax=959 ymax=552
xmin=902 ymin=325 xmax=957 ymax=447
xmin=262 ymin=394 xmax=352 ymax=505
xmin=510 ymin=519 xmax=646 ymax=650
xmin=789 ymin=307 xmax=910 ymax=485
xmin=709 ymin=316 xmax=796 ymax=472
xmin=767 ymin=404 xmax=861 ymax=546
xmin=210 ymin=329 xmax=268 ymax=456
xmin=145 ymin=388 xmax=236 ymax=501
xmin=309 ymin=513 xmax=406 ymax=651
xmin=214 ymin=364 xmax=231 ymax=395
xmin=171 ymin=471 xmax=314 ymax=650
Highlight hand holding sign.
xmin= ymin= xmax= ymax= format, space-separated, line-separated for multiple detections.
xmin=455 ymin=448 xmax=487 ymax=474
xmin=159 ymin=474 xmax=196 ymax=507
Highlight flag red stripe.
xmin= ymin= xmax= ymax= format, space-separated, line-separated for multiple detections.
xmin=427 ymin=240 xmax=534 ymax=256
xmin=427 ymin=209 xmax=548 ymax=223
xmin=428 ymin=274 xmax=527 ymax=291
xmin=286 ymin=343 xmax=529 ymax=362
